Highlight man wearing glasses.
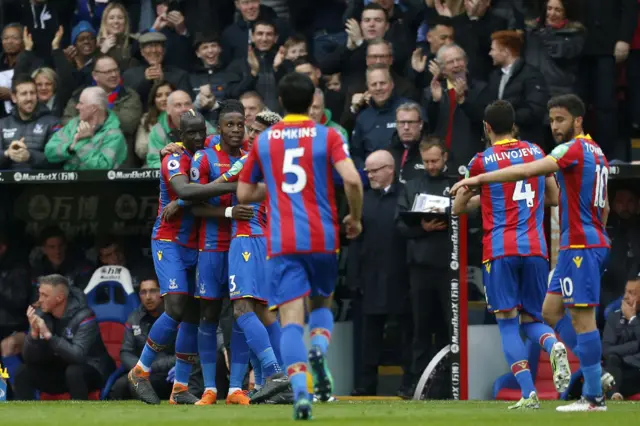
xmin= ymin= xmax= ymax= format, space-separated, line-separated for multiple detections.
xmin=109 ymin=276 xmax=203 ymax=399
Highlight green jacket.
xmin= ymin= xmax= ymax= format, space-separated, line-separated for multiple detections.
xmin=322 ymin=108 xmax=349 ymax=143
xmin=146 ymin=112 xmax=217 ymax=168
xmin=45 ymin=111 xmax=127 ymax=170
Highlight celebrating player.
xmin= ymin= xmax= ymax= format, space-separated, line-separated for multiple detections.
xmin=237 ymin=72 xmax=363 ymax=420
xmin=218 ymin=110 xmax=289 ymax=403
xmin=128 ymin=110 xmax=238 ymax=405
xmin=185 ymin=101 xmax=255 ymax=405
xmin=451 ymin=94 xmax=610 ymax=412
xmin=452 ymin=100 xmax=570 ymax=409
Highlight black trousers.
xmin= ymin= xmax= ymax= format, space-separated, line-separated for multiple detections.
xmin=13 ymin=362 xmax=103 ymax=400
xmin=577 ymin=55 xmax=622 ymax=160
xmin=357 ymin=313 xmax=412 ymax=393
xmin=605 ymin=354 xmax=640 ymax=397
xmin=109 ymin=372 xmax=173 ymax=400
xmin=409 ymin=266 xmax=451 ymax=379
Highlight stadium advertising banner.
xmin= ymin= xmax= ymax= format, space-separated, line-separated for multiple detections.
xmin=0 ymin=170 xmax=160 ymax=240
xmin=449 ymin=209 xmax=468 ymax=400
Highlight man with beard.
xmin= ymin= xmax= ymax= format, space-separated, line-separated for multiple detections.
xmin=127 ymin=109 xmax=239 ymax=405
xmin=0 ymin=74 xmax=59 ymax=169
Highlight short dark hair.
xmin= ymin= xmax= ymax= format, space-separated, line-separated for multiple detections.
xmin=252 ymin=19 xmax=277 ymax=33
xmin=93 ymin=54 xmax=118 ymax=72
xmin=39 ymin=226 xmax=66 ymax=245
xmin=292 ymin=56 xmax=318 ymax=69
xmin=547 ymin=94 xmax=586 ymax=118
xmin=427 ymin=15 xmax=453 ymax=30
xmin=217 ymin=99 xmax=245 ymax=127
xmin=96 ymin=234 xmax=122 ymax=250
xmin=419 ymin=135 xmax=446 ymax=154
xmin=362 ymin=3 xmax=388 ymax=21
xmin=193 ymin=32 xmax=220 ymax=49
xmin=484 ymin=100 xmax=516 ymax=135
xmin=180 ymin=109 xmax=206 ymax=131
xmin=239 ymin=91 xmax=263 ymax=104
xmin=11 ymin=74 xmax=36 ymax=93
xmin=38 ymin=274 xmax=70 ymax=296
xmin=278 ymin=72 xmax=315 ymax=114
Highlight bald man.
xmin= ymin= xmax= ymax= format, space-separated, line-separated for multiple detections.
xmin=146 ymin=91 xmax=216 ymax=168
xmin=45 ymin=86 xmax=127 ymax=169
xmin=350 ymin=150 xmax=412 ymax=397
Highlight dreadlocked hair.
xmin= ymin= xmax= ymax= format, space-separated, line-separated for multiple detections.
xmin=255 ymin=110 xmax=282 ymax=127
xmin=217 ymin=99 xmax=245 ymax=126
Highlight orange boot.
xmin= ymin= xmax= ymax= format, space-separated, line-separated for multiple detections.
xmin=195 ymin=389 xmax=218 ymax=405
xmin=226 ymin=389 xmax=250 ymax=405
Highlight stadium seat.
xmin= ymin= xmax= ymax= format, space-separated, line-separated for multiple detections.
xmin=604 ymin=297 xmax=623 ymax=319
xmin=84 ymin=266 xmax=140 ymax=399
xmin=495 ymin=340 xmax=579 ymax=401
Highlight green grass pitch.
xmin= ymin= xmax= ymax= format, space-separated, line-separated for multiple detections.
xmin=1 ymin=401 xmax=639 ymax=425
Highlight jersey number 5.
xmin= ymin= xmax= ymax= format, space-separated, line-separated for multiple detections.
xmin=512 ymin=180 xmax=535 ymax=207
xmin=594 ymin=164 xmax=608 ymax=208
xmin=282 ymin=147 xmax=307 ymax=194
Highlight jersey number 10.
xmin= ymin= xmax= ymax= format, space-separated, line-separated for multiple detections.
xmin=594 ymin=164 xmax=608 ymax=208
xmin=512 ymin=180 xmax=535 ymax=208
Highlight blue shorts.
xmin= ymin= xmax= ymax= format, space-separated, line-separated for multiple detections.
xmin=482 ymin=256 xmax=549 ymax=321
xmin=548 ymin=248 xmax=609 ymax=307
xmin=228 ymin=237 xmax=267 ymax=302
xmin=152 ymin=240 xmax=198 ymax=297
xmin=266 ymin=253 xmax=338 ymax=309
xmin=196 ymin=251 xmax=228 ymax=300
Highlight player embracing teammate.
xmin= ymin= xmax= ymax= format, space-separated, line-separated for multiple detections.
xmin=453 ymin=95 xmax=611 ymax=412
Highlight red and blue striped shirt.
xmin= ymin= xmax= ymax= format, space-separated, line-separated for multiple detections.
xmin=549 ymin=134 xmax=610 ymax=249
xmin=151 ymin=148 xmax=199 ymax=249
xmin=239 ymin=115 xmax=349 ymax=257
xmin=467 ymin=139 xmax=548 ymax=262
xmin=190 ymin=143 xmax=243 ymax=251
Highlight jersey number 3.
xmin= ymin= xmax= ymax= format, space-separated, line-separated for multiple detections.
xmin=282 ymin=147 xmax=307 ymax=194
xmin=512 ymin=180 xmax=535 ymax=207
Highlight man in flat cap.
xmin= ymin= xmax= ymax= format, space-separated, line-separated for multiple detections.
xmin=123 ymin=31 xmax=191 ymax=105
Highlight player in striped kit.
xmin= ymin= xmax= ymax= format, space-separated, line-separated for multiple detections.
xmin=128 ymin=110 xmax=238 ymax=405
xmin=237 ymin=73 xmax=363 ymax=420
xmin=452 ymin=95 xmax=611 ymax=412
xmin=453 ymin=100 xmax=571 ymax=409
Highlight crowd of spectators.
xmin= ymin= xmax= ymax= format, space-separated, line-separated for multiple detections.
xmin=1 ymin=0 xmax=640 ymax=400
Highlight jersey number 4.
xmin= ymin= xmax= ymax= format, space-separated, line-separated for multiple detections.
xmin=282 ymin=147 xmax=307 ymax=194
xmin=512 ymin=180 xmax=535 ymax=207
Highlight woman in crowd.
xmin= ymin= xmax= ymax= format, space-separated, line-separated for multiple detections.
xmin=524 ymin=0 xmax=585 ymax=97
xmin=136 ymin=80 xmax=175 ymax=163
xmin=98 ymin=2 xmax=137 ymax=70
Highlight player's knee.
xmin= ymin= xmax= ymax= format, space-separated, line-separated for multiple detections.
xmin=520 ymin=312 xmax=535 ymax=323
xmin=164 ymin=294 xmax=191 ymax=321
xmin=495 ymin=308 xmax=519 ymax=320
xmin=279 ymin=298 xmax=306 ymax=326
xmin=0 ymin=337 xmax=10 ymax=356
xmin=255 ymin=304 xmax=276 ymax=325
xmin=309 ymin=294 xmax=333 ymax=311
xmin=199 ymin=299 xmax=222 ymax=323
xmin=233 ymin=299 xmax=254 ymax=319
xmin=568 ymin=307 xmax=596 ymax=334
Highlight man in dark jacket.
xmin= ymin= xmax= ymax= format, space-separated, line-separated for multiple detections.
xmin=189 ymin=33 xmax=242 ymax=121
xmin=221 ymin=0 xmax=284 ymax=63
xmin=387 ymin=101 xmax=425 ymax=183
xmin=350 ymin=65 xmax=408 ymax=168
xmin=13 ymin=274 xmax=115 ymax=400
xmin=487 ymin=30 xmax=549 ymax=147
xmin=348 ymin=150 xmax=411 ymax=397
xmin=225 ymin=19 xmax=286 ymax=112
xmin=122 ymin=31 xmax=190 ymax=106
xmin=109 ymin=277 xmax=203 ymax=399
xmin=423 ymin=44 xmax=488 ymax=171
xmin=396 ymin=137 xmax=456 ymax=385
xmin=602 ymin=276 xmax=640 ymax=400
xmin=0 ymin=74 xmax=60 ymax=170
